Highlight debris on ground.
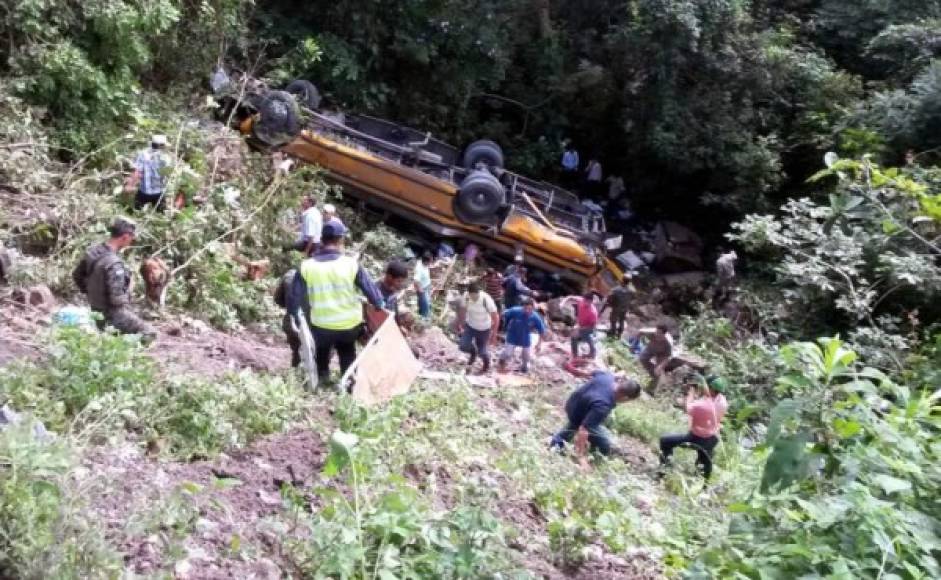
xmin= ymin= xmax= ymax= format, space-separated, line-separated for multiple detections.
xmin=345 ymin=317 xmax=421 ymax=405
xmin=11 ymin=284 xmax=55 ymax=310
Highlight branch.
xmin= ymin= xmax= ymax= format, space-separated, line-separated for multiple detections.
xmin=157 ymin=174 xmax=286 ymax=306
xmin=865 ymin=188 xmax=941 ymax=255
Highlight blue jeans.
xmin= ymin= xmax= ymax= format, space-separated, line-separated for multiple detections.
xmin=550 ymin=424 xmax=613 ymax=455
xmin=458 ymin=326 xmax=492 ymax=366
xmin=499 ymin=344 xmax=531 ymax=372
xmin=570 ymin=327 xmax=597 ymax=358
xmin=417 ymin=288 xmax=431 ymax=318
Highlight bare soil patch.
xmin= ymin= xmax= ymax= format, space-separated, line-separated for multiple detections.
xmin=82 ymin=429 xmax=326 ymax=578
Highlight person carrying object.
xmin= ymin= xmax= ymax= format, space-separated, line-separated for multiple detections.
xmin=287 ymin=221 xmax=385 ymax=383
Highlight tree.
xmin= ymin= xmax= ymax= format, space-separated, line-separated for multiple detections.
xmin=730 ymin=156 xmax=941 ymax=346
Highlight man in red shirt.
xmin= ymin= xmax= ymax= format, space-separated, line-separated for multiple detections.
xmin=658 ymin=374 xmax=729 ymax=480
xmin=565 ymin=292 xmax=598 ymax=359
xmin=481 ymin=267 xmax=504 ymax=311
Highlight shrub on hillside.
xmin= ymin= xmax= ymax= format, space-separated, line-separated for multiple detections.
xmin=0 ymin=423 xmax=120 ymax=577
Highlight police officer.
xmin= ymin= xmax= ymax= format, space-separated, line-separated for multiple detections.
xmin=287 ymin=221 xmax=385 ymax=382
xmin=72 ymin=217 xmax=155 ymax=341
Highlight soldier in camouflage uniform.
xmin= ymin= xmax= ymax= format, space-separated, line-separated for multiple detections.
xmin=72 ymin=217 xmax=155 ymax=342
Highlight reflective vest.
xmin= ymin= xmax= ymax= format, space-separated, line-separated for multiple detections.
xmin=299 ymin=256 xmax=363 ymax=330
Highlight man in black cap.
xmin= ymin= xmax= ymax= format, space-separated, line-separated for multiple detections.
xmin=288 ymin=221 xmax=385 ymax=382
xmin=72 ymin=217 xmax=155 ymax=341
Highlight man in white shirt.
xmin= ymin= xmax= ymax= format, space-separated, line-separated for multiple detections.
xmin=126 ymin=134 xmax=170 ymax=210
xmin=297 ymin=195 xmax=322 ymax=255
xmin=585 ymin=158 xmax=603 ymax=197
xmin=456 ymin=281 xmax=500 ymax=373
xmin=413 ymin=251 xmax=433 ymax=319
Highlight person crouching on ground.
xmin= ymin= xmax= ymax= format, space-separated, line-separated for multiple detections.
xmin=550 ymin=371 xmax=641 ymax=468
xmin=287 ymin=221 xmax=385 ymax=383
xmin=659 ymin=375 xmax=729 ymax=480
xmin=457 ymin=281 xmax=500 ymax=374
xmin=498 ymin=297 xmax=546 ymax=374
xmin=639 ymin=323 xmax=673 ymax=389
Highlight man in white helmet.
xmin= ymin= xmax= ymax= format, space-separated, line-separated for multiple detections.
xmin=126 ymin=134 xmax=170 ymax=210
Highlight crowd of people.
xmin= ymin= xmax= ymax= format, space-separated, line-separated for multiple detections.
xmin=70 ymin=135 xmax=730 ymax=484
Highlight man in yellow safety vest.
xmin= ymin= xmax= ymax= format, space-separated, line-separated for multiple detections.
xmin=287 ymin=221 xmax=385 ymax=383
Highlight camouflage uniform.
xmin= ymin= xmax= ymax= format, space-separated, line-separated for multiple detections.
xmin=72 ymin=243 xmax=154 ymax=340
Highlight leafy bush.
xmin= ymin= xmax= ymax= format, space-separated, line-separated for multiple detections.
xmin=0 ymin=328 xmax=308 ymax=458
xmin=679 ymin=310 xmax=779 ymax=425
xmin=0 ymin=327 xmax=157 ymax=434
xmin=291 ymin=430 xmax=521 ymax=578
xmin=691 ymin=338 xmax=941 ymax=578
xmin=152 ymin=371 xmax=308 ymax=459
xmin=0 ymin=423 xmax=120 ymax=577
xmin=5 ymin=0 xmax=181 ymax=151
xmin=730 ymin=157 xmax=941 ymax=331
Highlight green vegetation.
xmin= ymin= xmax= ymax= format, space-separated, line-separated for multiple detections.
xmin=0 ymin=0 xmax=939 ymax=578
xmin=0 ymin=424 xmax=121 ymax=578
xmin=692 ymin=338 xmax=941 ymax=578
xmin=0 ymin=327 xmax=309 ymax=459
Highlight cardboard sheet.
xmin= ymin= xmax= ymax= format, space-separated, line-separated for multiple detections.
xmin=341 ymin=316 xmax=422 ymax=405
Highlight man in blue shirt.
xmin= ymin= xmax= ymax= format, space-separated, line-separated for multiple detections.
xmin=561 ymin=142 xmax=580 ymax=187
xmin=550 ymin=371 xmax=641 ymax=460
xmin=498 ymin=297 xmax=547 ymax=373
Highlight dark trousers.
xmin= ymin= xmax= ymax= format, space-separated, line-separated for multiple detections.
xmin=311 ymin=325 xmax=361 ymax=380
xmin=550 ymin=423 xmax=612 ymax=456
xmin=639 ymin=346 xmax=670 ymax=379
xmin=135 ymin=191 xmax=165 ymax=211
xmin=570 ymin=327 xmax=597 ymax=358
xmin=609 ymin=309 xmax=627 ymax=338
xmin=282 ymin=314 xmax=301 ymax=367
xmin=458 ymin=326 xmax=491 ymax=368
xmin=659 ymin=432 xmax=719 ymax=479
